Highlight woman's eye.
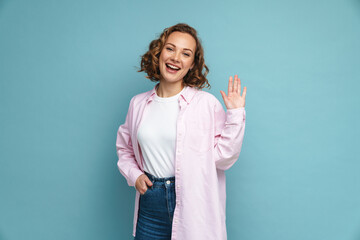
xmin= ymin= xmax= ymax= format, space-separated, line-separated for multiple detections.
xmin=166 ymin=47 xmax=173 ymax=51
xmin=183 ymin=53 xmax=190 ymax=57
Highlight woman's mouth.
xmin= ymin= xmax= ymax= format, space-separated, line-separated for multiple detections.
xmin=165 ymin=63 xmax=181 ymax=73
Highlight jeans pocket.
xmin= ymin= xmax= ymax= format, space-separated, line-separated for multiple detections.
xmin=142 ymin=185 xmax=153 ymax=196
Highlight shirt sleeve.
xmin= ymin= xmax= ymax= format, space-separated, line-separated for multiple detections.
xmin=213 ymin=98 xmax=246 ymax=170
xmin=116 ymin=97 xmax=144 ymax=187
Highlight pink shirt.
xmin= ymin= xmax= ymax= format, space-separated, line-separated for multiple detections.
xmin=116 ymin=83 xmax=246 ymax=239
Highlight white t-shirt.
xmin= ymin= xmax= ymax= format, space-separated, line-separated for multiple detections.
xmin=137 ymin=86 xmax=187 ymax=178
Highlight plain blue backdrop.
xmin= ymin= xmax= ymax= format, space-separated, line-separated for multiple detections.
xmin=1 ymin=0 xmax=360 ymax=239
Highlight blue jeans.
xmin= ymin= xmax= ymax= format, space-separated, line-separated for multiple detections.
xmin=134 ymin=172 xmax=176 ymax=240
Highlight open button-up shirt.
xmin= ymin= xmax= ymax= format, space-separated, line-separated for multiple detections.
xmin=116 ymin=83 xmax=246 ymax=239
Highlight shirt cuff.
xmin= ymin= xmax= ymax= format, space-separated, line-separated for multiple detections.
xmin=226 ymin=107 xmax=246 ymax=123
xmin=130 ymin=168 xmax=145 ymax=186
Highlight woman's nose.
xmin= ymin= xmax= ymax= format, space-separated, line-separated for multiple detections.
xmin=171 ymin=51 xmax=181 ymax=62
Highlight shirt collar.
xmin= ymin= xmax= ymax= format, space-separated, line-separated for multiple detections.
xmin=146 ymin=82 xmax=198 ymax=104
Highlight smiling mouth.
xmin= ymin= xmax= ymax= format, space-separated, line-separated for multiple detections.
xmin=166 ymin=63 xmax=181 ymax=71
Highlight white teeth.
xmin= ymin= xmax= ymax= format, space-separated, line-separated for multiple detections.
xmin=166 ymin=64 xmax=180 ymax=70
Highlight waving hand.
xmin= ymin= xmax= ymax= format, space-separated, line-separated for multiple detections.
xmin=220 ymin=74 xmax=247 ymax=109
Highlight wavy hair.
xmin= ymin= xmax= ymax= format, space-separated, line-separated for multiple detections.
xmin=138 ymin=23 xmax=210 ymax=89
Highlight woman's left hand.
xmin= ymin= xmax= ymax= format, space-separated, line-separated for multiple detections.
xmin=220 ymin=74 xmax=247 ymax=109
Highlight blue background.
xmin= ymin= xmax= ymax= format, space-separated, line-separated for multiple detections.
xmin=1 ymin=0 xmax=360 ymax=239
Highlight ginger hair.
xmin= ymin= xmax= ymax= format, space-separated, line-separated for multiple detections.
xmin=138 ymin=23 xmax=210 ymax=89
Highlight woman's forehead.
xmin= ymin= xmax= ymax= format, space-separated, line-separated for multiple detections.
xmin=166 ymin=32 xmax=196 ymax=51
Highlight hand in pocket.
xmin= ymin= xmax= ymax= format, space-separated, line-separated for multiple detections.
xmin=135 ymin=174 xmax=153 ymax=195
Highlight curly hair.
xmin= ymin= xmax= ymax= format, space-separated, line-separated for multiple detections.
xmin=138 ymin=23 xmax=210 ymax=90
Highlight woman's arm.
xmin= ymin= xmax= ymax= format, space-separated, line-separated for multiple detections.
xmin=213 ymin=74 xmax=247 ymax=170
xmin=116 ymin=97 xmax=144 ymax=187
xmin=213 ymin=103 xmax=246 ymax=170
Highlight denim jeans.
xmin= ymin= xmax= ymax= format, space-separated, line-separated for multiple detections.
xmin=134 ymin=172 xmax=176 ymax=240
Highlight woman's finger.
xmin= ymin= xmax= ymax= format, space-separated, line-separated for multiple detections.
xmin=141 ymin=179 xmax=148 ymax=191
xmin=234 ymin=75 xmax=238 ymax=94
xmin=242 ymin=86 xmax=247 ymax=98
xmin=238 ymin=76 xmax=241 ymax=95
xmin=228 ymin=76 xmax=233 ymax=94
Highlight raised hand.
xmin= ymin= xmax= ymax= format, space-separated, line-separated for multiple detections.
xmin=220 ymin=74 xmax=247 ymax=109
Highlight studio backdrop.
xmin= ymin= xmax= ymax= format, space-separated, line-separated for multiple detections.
xmin=0 ymin=0 xmax=359 ymax=239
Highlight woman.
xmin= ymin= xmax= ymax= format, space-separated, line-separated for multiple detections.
xmin=116 ymin=23 xmax=247 ymax=240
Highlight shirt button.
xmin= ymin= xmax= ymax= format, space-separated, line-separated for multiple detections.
xmin=177 ymin=168 xmax=180 ymax=171
xmin=166 ymin=180 xmax=171 ymax=184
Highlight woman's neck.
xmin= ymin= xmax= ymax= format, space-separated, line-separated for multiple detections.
xmin=156 ymin=80 xmax=185 ymax=98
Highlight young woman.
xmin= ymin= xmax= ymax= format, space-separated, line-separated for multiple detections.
xmin=116 ymin=23 xmax=247 ymax=240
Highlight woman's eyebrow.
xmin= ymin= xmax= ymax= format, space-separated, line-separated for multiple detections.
xmin=165 ymin=43 xmax=194 ymax=53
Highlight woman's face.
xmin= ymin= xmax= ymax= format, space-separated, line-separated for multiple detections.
xmin=159 ymin=31 xmax=196 ymax=84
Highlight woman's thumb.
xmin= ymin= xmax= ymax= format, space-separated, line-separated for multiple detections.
xmin=220 ymin=90 xmax=227 ymax=100
xmin=146 ymin=177 xmax=153 ymax=187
